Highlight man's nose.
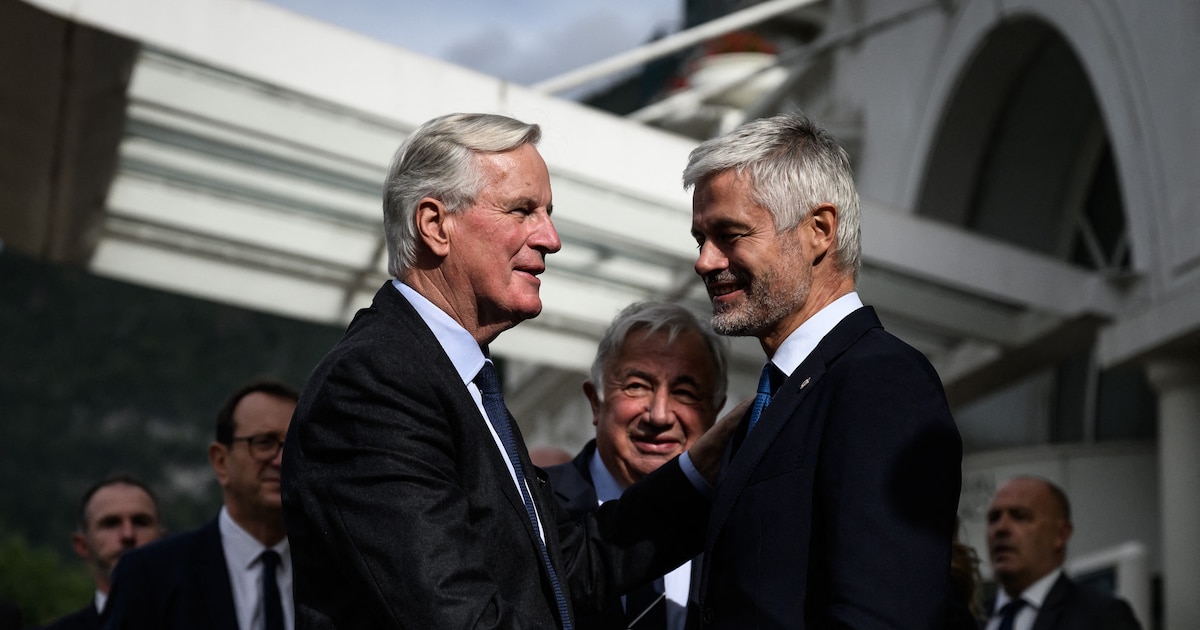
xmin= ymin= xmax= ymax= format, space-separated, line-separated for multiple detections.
xmin=694 ymin=240 xmax=726 ymax=277
xmin=645 ymin=389 xmax=672 ymax=426
xmin=531 ymin=215 xmax=562 ymax=254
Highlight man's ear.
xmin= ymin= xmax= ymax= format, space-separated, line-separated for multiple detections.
xmin=1055 ymin=519 xmax=1074 ymax=551
xmin=71 ymin=531 xmax=90 ymax=560
xmin=807 ymin=202 xmax=839 ymax=259
xmin=582 ymin=381 xmax=602 ymax=427
xmin=208 ymin=442 xmax=229 ymax=486
xmin=415 ymin=197 xmax=452 ymax=258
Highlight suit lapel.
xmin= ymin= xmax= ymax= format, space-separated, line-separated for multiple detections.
xmin=701 ymin=307 xmax=884 ymax=579
xmin=380 ymin=284 xmax=540 ymax=550
xmin=196 ymin=520 xmax=238 ymax=629
xmin=549 ymin=440 xmax=601 ymax=517
xmin=1031 ymin=574 xmax=1071 ymax=630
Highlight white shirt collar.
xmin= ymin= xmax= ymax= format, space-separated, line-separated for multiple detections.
xmin=393 ymin=280 xmax=545 ymax=541
xmin=218 ymin=505 xmax=289 ymax=571
xmin=218 ymin=506 xmax=293 ymax=630
xmin=393 ymin=279 xmax=486 ymax=384
xmin=994 ymin=566 xmax=1063 ymax=613
xmin=770 ymin=292 xmax=864 ymax=377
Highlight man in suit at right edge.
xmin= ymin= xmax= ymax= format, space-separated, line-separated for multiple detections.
xmin=985 ymin=476 xmax=1142 ymax=630
xmin=683 ymin=112 xmax=963 ymax=628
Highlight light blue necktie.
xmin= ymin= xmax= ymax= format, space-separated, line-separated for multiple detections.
xmin=746 ymin=363 xmax=775 ymax=433
xmin=475 ymin=361 xmax=573 ymax=630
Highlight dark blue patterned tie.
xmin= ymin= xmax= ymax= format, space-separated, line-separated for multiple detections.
xmin=475 ymin=361 xmax=573 ymax=630
xmin=997 ymin=598 xmax=1027 ymax=630
xmin=260 ymin=550 xmax=284 ymax=630
xmin=745 ymin=363 xmax=775 ymax=433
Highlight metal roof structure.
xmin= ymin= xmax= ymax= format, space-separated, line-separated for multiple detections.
xmin=0 ymin=0 xmax=1178 ymax=445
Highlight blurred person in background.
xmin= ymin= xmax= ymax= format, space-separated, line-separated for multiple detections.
xmin=41 ymin=474 xmax=164 ymax=630
xmin=984 ymin=476 xmax=1141 ymax=630
xmin=104 ymin=380 xmax=298 ymax=630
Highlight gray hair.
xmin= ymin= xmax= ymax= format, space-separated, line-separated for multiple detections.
xmin=682 ymin=112 xmax=861 ymax=278
xmin=589 ymin=302 xmax=729 ymax=407
xmin=383 ymin=113 xmax=542 ymax=277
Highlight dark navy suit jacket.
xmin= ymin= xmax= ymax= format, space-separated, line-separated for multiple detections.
xmin=40 ymin=603 xmax=99 ymax=630
xmin=546 ymin=439 xmax=703 ymax=629
xmin=985 ymin=572 xmax=1142 ymax=630
xmin=101 ymin=518 xmax=236 ymax=630
xmin=693 ymin=307 xmax=963 ymax=629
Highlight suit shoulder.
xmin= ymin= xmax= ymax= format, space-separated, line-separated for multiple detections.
xmin=543 ymin=461 xmax=574 ymax=488
xmin=40 ymin=605 xmax=97 ymax=630
xmin=1064 ymin=579 xmax=1141 ymax=619
xmin=117 ymin=522 xmax=214 ymax=575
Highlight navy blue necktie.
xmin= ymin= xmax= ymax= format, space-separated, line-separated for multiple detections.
xmin=746 ymin=363 xmax=775 ymax=433
xmin=475 ymin=361 xmax=573 ymax=630
xmin=260 ymin=550 xmax=284 ymax=630
xmin=997 ymin=598 xmax=1027 ymax=630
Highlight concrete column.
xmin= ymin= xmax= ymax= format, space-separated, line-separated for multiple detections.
xmin=1146 ymin=358 xmax=1200 ymax=630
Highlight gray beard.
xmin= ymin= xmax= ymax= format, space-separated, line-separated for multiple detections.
xmin=710 ymin=274 xmax=808 ymax=337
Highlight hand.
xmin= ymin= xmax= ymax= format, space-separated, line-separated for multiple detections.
xmin=687 ymin=397 xmax=751 ymax=484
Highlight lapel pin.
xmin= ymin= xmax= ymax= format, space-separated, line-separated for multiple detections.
xmin=799 ymin=377 xmax=811 ymax=390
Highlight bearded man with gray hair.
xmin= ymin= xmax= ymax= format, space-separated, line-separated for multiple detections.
xmin=685 ymin=112 xmax=963 ymax=629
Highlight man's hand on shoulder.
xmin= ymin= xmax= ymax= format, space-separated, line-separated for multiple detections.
xmin=687 ymin=397 xmax=750 ymax=484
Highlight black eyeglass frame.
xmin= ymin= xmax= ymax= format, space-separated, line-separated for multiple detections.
xmin=227 ymin=433 xmax=285 ymax=461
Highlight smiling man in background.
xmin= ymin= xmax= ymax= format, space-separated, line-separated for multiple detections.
xmin=547 ymin=301 xmax=728 ymax=630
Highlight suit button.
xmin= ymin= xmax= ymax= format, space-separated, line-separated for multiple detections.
xmin=702 ymin=607 xmax=713 ymax=624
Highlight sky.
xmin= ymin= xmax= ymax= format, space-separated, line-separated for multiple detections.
xmin=260 ymin=0 xmax=683 ymax=87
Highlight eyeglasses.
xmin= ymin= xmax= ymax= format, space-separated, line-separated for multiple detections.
xmin=228 ymin=433 xmax=285 ymax=461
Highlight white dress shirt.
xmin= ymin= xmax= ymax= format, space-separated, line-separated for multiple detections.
xmin=219 ymin=506 xmax=294 ymax=630
xmin=589 ymin=452 xmax=691 ymax=630
xmin=393 ymin=280 xmax=547 ymax=541
xmin=769 ymin=292 xmax=864 ymax=377
xmin=985 ymin=567 xmax=1063 ymax=630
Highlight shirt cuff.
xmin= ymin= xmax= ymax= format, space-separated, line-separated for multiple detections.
xmin=678 ymin=452 xmax=713 ymax=498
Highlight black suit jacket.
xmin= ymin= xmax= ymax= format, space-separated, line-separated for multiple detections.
xmin=41 ymin=603 xmax=99 ymax=630
xmin=546 ymin=439 xmax=704 ymax=629
xmin=694 ymin=307 xmax=963 ymax=629
xmin=984 ymin=572 xmax=1142 ymax=630
xmin=101 ymin=519 xmax=237 ymax=630
xmin=0 ymin=599 xmax=23 ymax=630
xmin=282 ymin=282 xmax=710 ymax=629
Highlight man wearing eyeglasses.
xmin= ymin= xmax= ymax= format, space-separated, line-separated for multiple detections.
xmin=103 ymin=380 xmax=299 ymax=630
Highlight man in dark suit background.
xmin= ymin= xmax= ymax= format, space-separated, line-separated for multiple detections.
xmin=282 ymin=113 xmax=732 ymax=630
xmin=104 ymin=380 xmax=299 ymax=630
xmin=683 ymin=112 xmax=963 ymax=628
xmin=985 ymin=476 xmax=1142 ymax=630
xmin=42 ymin=475 xmax=164 ymax=630
xmin=546 ymin=301 xmax=728 ymax=630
